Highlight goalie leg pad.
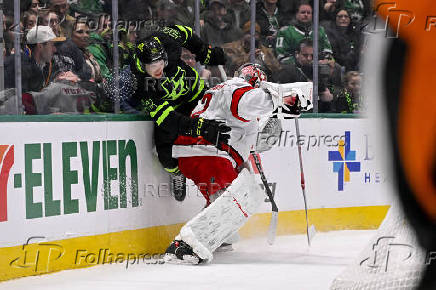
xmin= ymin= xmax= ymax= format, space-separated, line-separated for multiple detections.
xmin=179 ymin=168 xmax=265 ymax=262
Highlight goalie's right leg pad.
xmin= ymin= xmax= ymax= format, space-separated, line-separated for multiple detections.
xmin=178 ymin=168 xmax=265 ymax=262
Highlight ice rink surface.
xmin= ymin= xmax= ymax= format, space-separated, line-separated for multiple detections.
xmin=0 ymin=230 xmax=374 ymax=290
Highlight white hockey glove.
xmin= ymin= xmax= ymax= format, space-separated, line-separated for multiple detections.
xmin=260 ymin=81 xmax=313 ymax=118
xmin=259 ymin=81 xmax=282 ymax=108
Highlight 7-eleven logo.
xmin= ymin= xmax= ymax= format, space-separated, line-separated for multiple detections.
xmin=0 ymin=145 xmax=14 ymax=222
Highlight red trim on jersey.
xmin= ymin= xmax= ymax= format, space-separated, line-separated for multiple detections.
xmin=192 ymin=93 xmax=213 ymax=117
xmin=219 ymin=142 xmax=244 ymax=168
xmin=174 ymin=136 xmax=244 ymax=168
xmin=231 ymin=86 xmax=253 ymax=122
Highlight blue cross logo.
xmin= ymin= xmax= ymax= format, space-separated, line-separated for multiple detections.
xmin=328 ymin=131 xmax=361 ymax=191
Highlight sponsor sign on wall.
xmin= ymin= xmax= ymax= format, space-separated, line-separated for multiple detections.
xmin=253 ymin=118 xmax=393 ymax=213
xmin=0 ymin=118 xmax=392 ymax=247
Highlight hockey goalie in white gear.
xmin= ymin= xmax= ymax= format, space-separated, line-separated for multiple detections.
xmin=164 ymin=63 xmax=313 ymax=264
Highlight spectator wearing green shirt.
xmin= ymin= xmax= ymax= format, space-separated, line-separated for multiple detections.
xmin=275 ymin=2 xmax=332 ymax=64
xmin=87 ymin=27 xmax=136 ymax=79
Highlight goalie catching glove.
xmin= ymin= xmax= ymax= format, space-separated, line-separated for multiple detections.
xmin=180 ymin=117 xmax=231 ymax=145
xmin=260 ymin=81 xmax=313 ymax=118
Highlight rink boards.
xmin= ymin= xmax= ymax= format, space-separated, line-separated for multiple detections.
xmin=0 ymin=114 xmax=392 ymax=280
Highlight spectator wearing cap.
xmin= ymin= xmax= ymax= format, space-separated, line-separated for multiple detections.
xmin=221 ymin=21 xmax=281 ymax=80
xmin=201 ymin=0 xmax=242 ymax=47
xmin=275 ymin=2 xmax=332 ymax=64
xmin=4 ymin=26 xmax=66 ymax=93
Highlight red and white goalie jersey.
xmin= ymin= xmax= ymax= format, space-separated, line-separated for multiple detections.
xmin=172 ymin=77 xmax=276 ymax=202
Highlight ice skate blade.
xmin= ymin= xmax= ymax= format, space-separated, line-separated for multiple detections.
xmin=214 ymin=244 xmax=234 ymax=253
xmin=163 ymin=253 xmax=201 ymax=265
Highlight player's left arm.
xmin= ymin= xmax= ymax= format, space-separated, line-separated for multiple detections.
xmin=161 ymin=25 xmax=226 ymax=66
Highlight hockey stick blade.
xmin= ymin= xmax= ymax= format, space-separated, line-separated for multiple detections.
xmin=308 ymin=224 xmax=316 ymax=246
xmin=250 ymin=152 xmax=279 ymax=245
xmin=267 ymin=211 xmax=278 ymax=245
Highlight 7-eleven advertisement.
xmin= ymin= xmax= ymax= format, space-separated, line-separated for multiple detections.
xmin=0 ymin=118 xmax=393 ymax=248
xmin=0 ymin=121 xmax=204 ymax=248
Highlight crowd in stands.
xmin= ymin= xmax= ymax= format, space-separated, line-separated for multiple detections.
xmin=1 ymin=0 xmax=370 ymax=115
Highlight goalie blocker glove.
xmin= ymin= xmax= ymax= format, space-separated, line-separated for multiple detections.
xmin=179 ymin=116 xmax=231 ymax=145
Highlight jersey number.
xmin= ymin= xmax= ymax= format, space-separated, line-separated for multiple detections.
xmin=192 ymin=93 xmax=212 ymax=117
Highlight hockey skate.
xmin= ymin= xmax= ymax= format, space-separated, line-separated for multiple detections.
xmin=163 ymin=240 xmax=203 ymax=265
xmin=170 ymin=171 xmax=186 ymax=202
xmin=214 ymin=242 xmax=233 ymax=253
xmin=214 ymin=232 xmax=239 ymax=253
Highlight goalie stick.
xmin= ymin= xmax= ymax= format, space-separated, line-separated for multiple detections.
xmin=294 ymin=118 xmax=316 ymax=246
xmin=250 ymin=151 xmax=278 ymax=245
